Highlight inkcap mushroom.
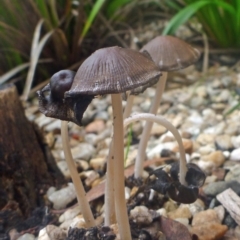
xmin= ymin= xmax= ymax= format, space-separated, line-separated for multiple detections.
xmin=123 ymin=113 xmax=206 ymax=204
xmin=37 ymin=70 xmax=95 ymax=227
xmin=134 ymin=35 xmax=200 ymax=183
xmin=64 ymin=46 xmax=161 ymax=240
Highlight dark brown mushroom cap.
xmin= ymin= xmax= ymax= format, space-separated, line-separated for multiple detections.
xmin=50 ymin=70 xmax=76 ymax=100
xmin=37 ymin=70 xmax=94 ymax=126
xmin=65 ymin=46 xmax=161 ymax=97
xmin=140 ymin=36 xmax=200 ymax=71
xmin=148 ymin=162 xmax=206 ymax=204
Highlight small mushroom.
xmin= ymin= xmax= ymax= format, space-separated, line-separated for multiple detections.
xmin=134 ymin=35 xmax=200 ymax=182
xmin=124 ymin=113 xmax=206 ymax=204
xmin=148 ymin=162 xmax=206 ymax=204
xmin=64 ymin=46 xmax=161 ymax=239
xmin=37 ymin=70 xmax=95 ymax=228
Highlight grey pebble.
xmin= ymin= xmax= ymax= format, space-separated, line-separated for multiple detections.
xmin=203 ymin=180 xmax=240 ymax=196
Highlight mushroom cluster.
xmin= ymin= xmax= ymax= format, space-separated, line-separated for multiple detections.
xmin=38 ymin=46 xmax=161 ymax=239
xmin=37 ymin=37 xmax=206 ymax=240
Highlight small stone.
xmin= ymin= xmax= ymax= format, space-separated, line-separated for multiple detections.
xmin=225 ymin=165 xmax=240 ymax=181
xmin=130 ymin=206 xmax=153 ymax=225
xmin=205 ymin=175 xmax=218 ymax=184
xmin=172 ymin=139 xmax=193 ymax=155
xmin=203 ymin=181 xmax=240 ymax=196
xmin=63 ymin=143 xmax=95 ymax=160
xmin=150 ymin=122 xmax=167 ymax=136
xmin=188 ymin=199 xmax=205 ymax=216
xmin=85 ymin=119 xmax=105 ymax=134
xmin=59 ymin=206 xmax=81 ymax=223
xmin=79 ymin=170 xmax=99 ymax=187
xmin=230 ymin=148 xmax=240 ymax=161
xmin=57 ymin=161 xmax=70 ymax=178
xmin=196 ymin=133 xmax=216 ymax=146
xmin=156 ymin=208 xmax=168 ymax=218
xmin=192 ymin=209 xmax=221 ymax=226
xmin=174 ymin=218 xmax=189 ymax=226
xmin=191 ymin=209 xmax=228 ymax=240
xmin=215 ymin=135 xmax=234 ymax=151
xmin=17 ymin=233 xmax=35 ymax=240
xmin=214 ymin=205 xmax=225 ymax=223
xmin=89 ymin=158 xmax=106 ymax=170
xmin=191 ymin=223 xmax=228 ymax=240
xmin=70 ymin=215 xmax=86 ymax=228
xmin=38 ymin=227 xmax=50 ymax=240
xmin=125 ymin=187 xmax=131 ymax=200
xmin=46 ymin=225 xmax=66 ymax=240
xmin=212 ymin=168 xmax=226 ymax=181
xmin=168 ymin=205 xmax=192 ymax=220
xmin=198 ymin=145 xmax=216 ymax=155
xmin=231 ymin=136 xmax=240 ymax=148
xmin=201 ymin=151 xmax=225 ymax=167
xmin=163 ymin=200 xmax=178 ymax=212
xmin=197 ymin=159 xmax=215 ymax=174
xmin=224 ymin=122 xmax=239 ymax=135
xmin=48 ymin=183 xmax=76 ymax=210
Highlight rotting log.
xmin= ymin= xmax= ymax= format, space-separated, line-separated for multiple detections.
xmin=0 ymin=84 xmax=64 ymax=217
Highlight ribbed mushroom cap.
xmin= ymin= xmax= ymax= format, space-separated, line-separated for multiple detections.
xmin=140 ymin=36 xmax=200 ymax=71
xmin=65 ymin=46 xmax=161 ymax=97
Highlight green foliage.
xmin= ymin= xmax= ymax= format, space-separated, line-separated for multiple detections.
xmin=163 ymin=0 xmax=240 ymax=48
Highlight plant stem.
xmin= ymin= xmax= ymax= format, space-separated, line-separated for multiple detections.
xmin=61 ymin=121 xmax=95 ymax=227
xmin=124 ymin=113 xmax=187 ymax=185
xmin=111 ymin=94 xmax=132 ymax=240
xmin=134 ymin=72 xmax=168 ymax=178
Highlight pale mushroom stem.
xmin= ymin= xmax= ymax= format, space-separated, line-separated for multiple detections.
xmin=104 ymin=93 xmax=134 ymax=226
xmin=111 ymin=94 xmax=132 ymax=240
xmin=104 ymin=141 xmax=116 ymax=226
xmin=61 ymin=121 xmax=95 ymax=227
xmin=124 ymin=113 xmax=187 ymax=186
xmin=134 ymin=72 xmax=168 ymax=178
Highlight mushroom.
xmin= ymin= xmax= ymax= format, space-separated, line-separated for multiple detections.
xmin=123 ymin=113 xmax=206 ymax=204
xmin=63 ymin=46 xmax=161 ymax=239
xmin=37 ymin=70 xmax=95 ymax=228
xmin=134 ymin=35 xmax=200 ymax=183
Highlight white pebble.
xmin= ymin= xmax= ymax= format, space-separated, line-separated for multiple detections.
xmin=230 ymin=148 xmax=240 ymax=161
xmin=59 ymin=206 xmax=81 ymax=223
xmin=38 ymin=228 xmax=50 ymax=240
xmin=130 ymin=206 xmax=153 ymax=224
xmin=125 ymin=187 xmax=131 ymax=200
xmin=17 ymin=233 xmax=35 ymax=240
xmin=48 ymin=183 xmax=76 ymax=210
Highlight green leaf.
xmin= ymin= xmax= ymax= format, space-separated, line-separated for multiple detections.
xmin=163 ymin=0 xmax=236 ymax=36
xmin=79 ymin=0 xmax=106 ymax=43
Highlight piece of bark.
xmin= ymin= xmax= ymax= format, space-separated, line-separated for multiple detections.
xmin=0 ymin=84 xmax=61 ymax=216
xmin=217 ymin=188 xmax=240 ymax=225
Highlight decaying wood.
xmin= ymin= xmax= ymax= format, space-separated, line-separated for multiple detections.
xmin=0 ymin=84 xmax=62 ymax=217
xmin=217 ymin=188 xmax=240 ymax=225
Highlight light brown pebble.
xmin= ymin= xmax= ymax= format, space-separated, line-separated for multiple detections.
xmin=192 ymin=209 xmax=221 ymax=226
xmin=190 ymin=222 xmax=228 ymax=240
xmin=172 ymin=139 xmax=193 ymax=155
xmin=85 ymin=119 xmax=105 ymax=134
xmin=168 ymin=205 xmax=192 ymax=220
xmin=202 ymin=151 xmax=225 ymax=167
xmin=89 ymin=157 xmax=106 ymax=170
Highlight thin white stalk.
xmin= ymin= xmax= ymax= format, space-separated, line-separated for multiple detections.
xmin=134 ymin=72 xmax=168 ymax=178
xmin=104 ymin=93 xmax=134 ymax=226
xmin=124 ymin=113 xmax=187 ymax=186
xmin=111 ymin=94 xmax=132 ymax=240
xmin=61 ymin=121 xmax=95 ymax=228
xmin=104 ymin=141 xmax=116 ymax=226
